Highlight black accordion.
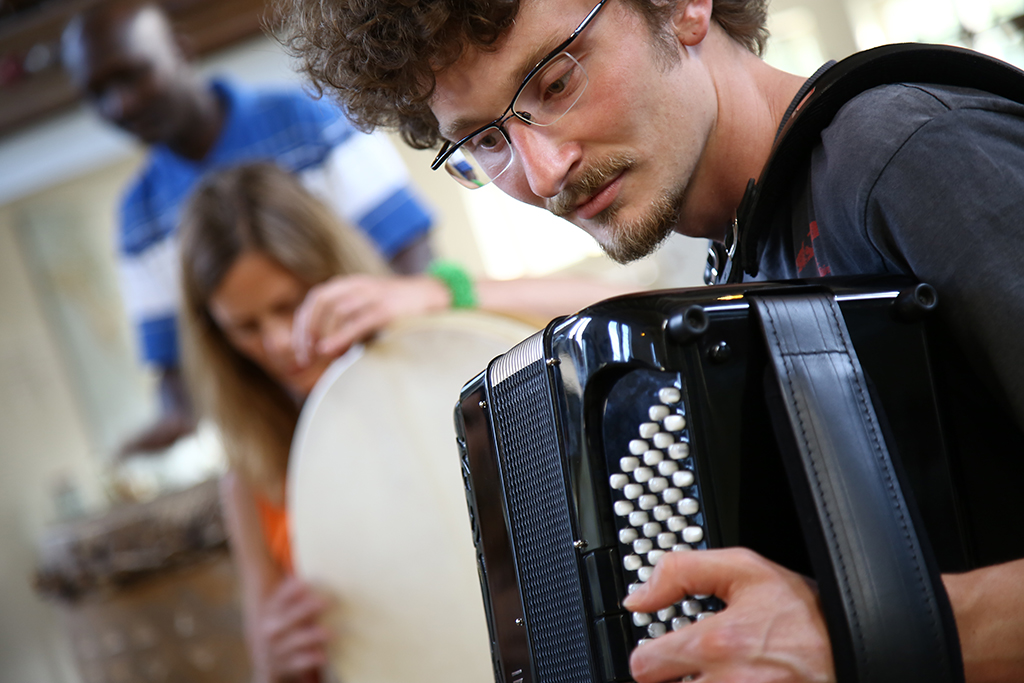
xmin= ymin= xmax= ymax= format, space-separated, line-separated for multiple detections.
xmin=454 ymin=277 xmax=1024 ymax=683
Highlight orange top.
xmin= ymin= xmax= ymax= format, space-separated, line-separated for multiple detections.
xmin=255 ymin=493 xmax=294 ymax=574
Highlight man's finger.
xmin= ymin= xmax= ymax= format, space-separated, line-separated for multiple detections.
xmin=623 ymin=547 xmax=760 ymax=613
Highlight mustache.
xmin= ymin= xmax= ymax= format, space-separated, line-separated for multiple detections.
xmin=548 ymin=154 xmax=636 ymax=217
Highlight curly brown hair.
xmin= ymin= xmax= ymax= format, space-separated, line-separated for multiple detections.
xmin=280 ymin=0 xmax=769 ymax=150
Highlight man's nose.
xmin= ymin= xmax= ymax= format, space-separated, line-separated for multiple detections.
xmin=507 ymin=124 xmax=580 ymax=199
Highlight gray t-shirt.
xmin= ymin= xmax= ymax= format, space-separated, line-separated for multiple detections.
xmin=757 ymin=82 xmax=1024 ymax=428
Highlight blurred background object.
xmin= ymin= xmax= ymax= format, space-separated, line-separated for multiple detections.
xmin=1 ymin=0 xmax=1023 ymax=681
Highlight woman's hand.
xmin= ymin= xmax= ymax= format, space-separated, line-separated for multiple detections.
xmin=253 ymin=575 xmax=331 ymax=682
xmin=623 ymin=547 xmax=834 ymax=683
xmin=292 ymin=274 xmax=450 ymax=365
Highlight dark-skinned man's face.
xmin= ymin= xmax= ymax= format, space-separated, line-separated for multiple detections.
xmin=63 ymin=8 xmax=198 ymax=145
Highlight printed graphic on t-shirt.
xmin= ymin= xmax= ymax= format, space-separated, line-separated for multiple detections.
xmin=795 ymin=221 xmax=831 ymax=277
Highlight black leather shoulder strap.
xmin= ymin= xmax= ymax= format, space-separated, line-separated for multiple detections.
xmin=752 ymin=292 xmax=963 ymax=683
xmin=731 ymin=43 xmax=1024 ymax=282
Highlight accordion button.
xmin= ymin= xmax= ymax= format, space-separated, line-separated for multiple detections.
xmin=657 ymin=532 xmax=677 ymax=549
xmin=664 ymin=415 xmax=687 ymax=432
xmin=619 ymin=528 xmax=639 ymax=544
xmin=623 ymin=554 xmax=643 ymax=571
xmin=614 ymin=501 xmax=634 ymax=516
xmin=648 ymin=477 xmax=669 ymax=494
xmin=657 ymin=606 xmax=677 ymax=621
xmin=638 ymin=566 xmax=655 ymax=582
xmin=658 ymin=460 xmax=679 ymax=476
xmin=629 ymin=511 xmax=650 ymax=527
xmin=629 ymin=440 xmax=650 ymax=455
xmin=667 ymin=516 xmax=687 ymax=532
xmin=678 ymin=498 xmax=700 ymax=515
xmin=638 ymin=494 xmax=658 ymax=510
xmin=648 ymin=622 xmax=667 ymax=638
xmin=672 ymin=543 xmax=692 ymax=552
xmin=648 ymin=549 xmax=666 ymax=565
xmin=662 ymin=488 xmax=683 ymax=505
xmin=633 ymin=612 xmax=653 ymax=627
xmin=672 ymin=616 xmax=691 ymax=631
xmin=639 ymin=422 xmax=660 ymax=438
xmin=649 ymin=405 xmax=670 ymax=421
xmin=658 ymin=387 xmax=682 ymax=404
xmin=668 ymin=443 xmax=691 ymax=460
xmin=633 ymin=538 xmax=653 ymax=554
xmin=672 ymin=469 xmax=695 ymax=487
xmin=653 ymin=505 xmax=673 ymax=521
xmin=620 ymin=456 xmax=640 ymax=472
xmin=628 ymin=582 xmax=643 ymax=594
xmin=634 ymin=467 xmax=654 ymax=483
xmin=643 ymin=449 xmax=664 ymax=466
xmin=643 ymin=522 xmax=662 ymax=538
xmin=696 ymin=612 xmax=713 ymax=621
xmin=653 ymin=433 xmax=675 ymax=449
xmin=624 ymin=484 xmax=644 ymax=500
xmin=609 ymin=474 xmax=629 ymax=489
xmin=682 ymin=600 xmax=703 ymax=617
xmin=682 ymin=526 xmax=704 ymax=544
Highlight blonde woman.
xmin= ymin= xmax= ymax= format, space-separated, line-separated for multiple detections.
xmin=178 ymin=162 xmax=630 ymax=682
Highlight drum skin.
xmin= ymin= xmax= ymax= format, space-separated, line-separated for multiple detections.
xmin=289 ymin=311 xmax=537 ymax=683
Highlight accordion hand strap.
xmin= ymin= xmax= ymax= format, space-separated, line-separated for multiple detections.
xmin=751 ymin=292 xmax=963 ymax=683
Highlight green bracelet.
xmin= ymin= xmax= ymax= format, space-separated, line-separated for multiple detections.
xmin=427 ymin=260 xmax=478 ymax=309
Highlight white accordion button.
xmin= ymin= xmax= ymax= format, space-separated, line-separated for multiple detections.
xmin=667 ymin=516 xmax=687 ymax=532
xmin=648 ymin=622 xmax=667 ymax=638
xmin=682 ymin=600 xmax=702 ymax=617
xmin=628 ymin=582 xmax=643 ymax=594
xmin=619 ymin=528 xmax=639 ymax=544
xmin=658 ymin=460 xmax=679 ymax=476
xmin=648 ymin=549 xmax=666 ymax=565
xmin=668 ymin=443 xmax=691 ymax=460
xmin=672 ymin=543 xmax=692 ymax=552
xmin=672 ymin=616 xmax=690 ymax=631
xmin=613 ymin=501 xmax=634 ymax=516
xmin=629 ymin=511 xmax=650 ymax=527
xmin=649 ymin=405 xmax=670 ymax=421
xmin=696 ymin=612 xmax=713 ymax=621
xmin=643 ymin=521 xmax=662 ymax=538
xmin=639 ymin=422 xmax=660 ymax=439
xmin=648 ymin=477 xmax=669 ymax=494
xmin=682 ymin=526 xmax=704 ymax=544
xmin=624 ymin=484 xmax=643 ymax=500
xmin=633 ymin=612 xmax=653 ymax=627
xmin=658 ymin=387 xmax=681 ymax=404
xmin=657 ymin=532 xmax=677 ymax=549
xmin=624 ymin=554 xmax=643 ymax=572
xmin=664 ymin=414 xmax=687 ymax=432
xmin=678 ymin=497 xmax=700 ymax=515
xmin=653 ymin=505 xmax=673 ymax=521
xmin=609 ymin=473 xmax=629 ymax=489
xmin=672 ymin=469 xmax=695 ymax=487
xmin=638 ymin=566 xmax=654 ymax=582
xmin=643 ymin=449 xmax=664 ymax=466
xmin=633 ymin=538 xmax=654 ymax=554
xmin=629 ymin=440 xmax=650 ymax=455
xmin=662 ymin=488 xmax=684 ymax=504
xmin=620 ymin=456 xmax=640 ymax=472
xmin=653 ymin=432 xmax=675 ymax=449
xmin=634 ymin=467 xmax=654 ymax=483
xmin=638 ymin=494 xmax=658 ymax=510
xmin=657 ymin=606 xmax=677 ymax=621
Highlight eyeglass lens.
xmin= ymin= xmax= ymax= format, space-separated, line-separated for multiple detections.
xmin=443 ymin=52 xmax=589 ymax=189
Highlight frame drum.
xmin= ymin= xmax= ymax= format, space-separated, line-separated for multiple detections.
xmin=288 ymin=311 xmax=538 ymax=683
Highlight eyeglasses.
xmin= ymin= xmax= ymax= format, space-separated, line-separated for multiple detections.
xmin=431 ymin=0 xmax=609 ymax=189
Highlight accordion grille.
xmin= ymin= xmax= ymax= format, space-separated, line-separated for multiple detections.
xmin=490 ymin=359 xmax=593 ymax=683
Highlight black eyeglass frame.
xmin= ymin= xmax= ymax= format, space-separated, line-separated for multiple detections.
xmin=430 ymin=0 xmax=610 ymax=174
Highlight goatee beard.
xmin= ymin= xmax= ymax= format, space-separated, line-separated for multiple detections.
xmin=547 ymin=153 xmax=682 ymax=264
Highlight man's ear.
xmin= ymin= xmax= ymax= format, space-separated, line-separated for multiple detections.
xmin=670 ymin=0 xmax=713 ymax=47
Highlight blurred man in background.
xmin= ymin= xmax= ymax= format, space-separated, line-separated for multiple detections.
xmin=61 ymin=0 xmax=435 ymax=455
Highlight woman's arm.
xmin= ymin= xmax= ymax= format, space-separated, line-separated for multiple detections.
xmin=220 ymin=473 xmax=330 ymax=683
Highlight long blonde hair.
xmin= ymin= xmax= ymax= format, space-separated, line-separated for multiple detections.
xmin=179 ymin=162 xmax=389 ymax=499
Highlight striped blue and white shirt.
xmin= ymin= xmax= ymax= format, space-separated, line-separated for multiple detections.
xmin=118 ymin=79 xmax=433 ymax=367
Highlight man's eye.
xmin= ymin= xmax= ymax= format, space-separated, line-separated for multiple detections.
xmin=472 ymin=130 xmax=505 ymax=151
xmin=545 ymin=68 xmax=573 ymax=96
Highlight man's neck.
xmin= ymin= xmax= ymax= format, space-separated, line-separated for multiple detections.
xmin=676 ymin=29 xmax=806 ymax=242
xmin=166 ymin=81 xmax=225 ymax=162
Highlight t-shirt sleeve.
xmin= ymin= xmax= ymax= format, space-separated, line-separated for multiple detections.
xmin=863 ymin=106 xmax=1024 ymax=424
